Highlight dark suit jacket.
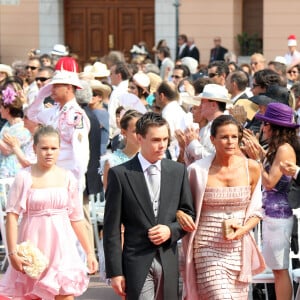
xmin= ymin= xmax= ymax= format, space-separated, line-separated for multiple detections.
xmin=103 ymin=155 xmax=194 ymax=300
xmin=83 ymin=105 xmax=103 ymax=194
xmin=188 ymin=46 xmax=200 ymax=62
xmin=177 ymin=44 xmax=190 ymax=59
xmin=209 ymin=46 xmax=228 ymax=62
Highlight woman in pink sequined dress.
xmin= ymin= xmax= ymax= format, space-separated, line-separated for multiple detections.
xmin=178 ymin=115 xmax=265 ymax=299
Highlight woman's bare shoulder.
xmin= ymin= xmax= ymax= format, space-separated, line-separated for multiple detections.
xmin=247 ymin=158 xmax=261 ymax=184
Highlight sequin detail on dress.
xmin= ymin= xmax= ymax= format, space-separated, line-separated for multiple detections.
xmin=194 ymin=186 xmax=251 ymax=299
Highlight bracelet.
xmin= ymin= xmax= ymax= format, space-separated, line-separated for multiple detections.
xmin=8 ymin=250 xmax=17 ymax=256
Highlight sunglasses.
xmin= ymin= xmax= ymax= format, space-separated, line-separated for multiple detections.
xmin=171 ymin=75 xmax=182 ymax=79
xmin=208 ymin=73 xmax=219 ymax=78
xmin=35 ymin=77 xmax=50 ymax=82
xmin=26 ymin=66 xmax=38 ymax=71
xmin=263 ymin=122 xmax=270 ymax=127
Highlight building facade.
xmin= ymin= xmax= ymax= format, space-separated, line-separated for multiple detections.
xmin=1 ymin=0 xmax=300 ymax=66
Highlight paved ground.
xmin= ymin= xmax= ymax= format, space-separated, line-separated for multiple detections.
xmin=0 ymin=269 xmax=120 ymax=300
xmin=77 ymin=274 xmax=120 ymax=300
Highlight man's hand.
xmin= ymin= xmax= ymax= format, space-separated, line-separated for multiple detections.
xmin=184 ymin=127 xmax=199 ymax=146
xmin=148 ymin=224 xmax=171 ymax=245
xmin=111 ymin=275 xmax=126 ymax=297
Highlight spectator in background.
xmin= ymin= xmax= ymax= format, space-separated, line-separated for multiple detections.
xmin=76 ymin=80 xmax=103 ymax=259
xmin=108 ymin=62 xmax=130 ymax=138
xmin=157 ymin=47 xmax=174 ymax=81
xmin=268 ymin=60 xmax=287 ymax=87
xmin=207 ymin=60 xmax=229 ymax=86
xmin=209 ymin=36 xmax=228 ymax=63
xmin=177 ymin=34 xmax=189 ymax=59
xmin=284 ymin=34 xmax=300 ymax=66
xmin=243 ymin=103 xmax=300 ymax=300
xmin=152 ymin=39 xmax=168 ymax=69
xmin=187 ymin=37 xmax=200 ymax=62
xmin=35 ymin=66 xmax=55 ymax=107
xmin=25 ymin=56 xmax=40 ymax=106
xmin=89 ymin=80 xmax=110 ymax=156
xmin=171 ymin=65 xmax=190 ymax=88
xmin=225 ymin=70 xmax=250 ymax=103
xmin=39 ymin=53 xmax=53 ymax=67
xmin=0 ymin=84 xmax=31 ymax=180
xmin=227 ymin=61 xmax=239 ymax=73
xmin=287 ymin=64 xmax=300 ymax=89
xmin=0 ymin=64 xmax=13 ymax=87
xmin=11 ymin=61 xmax=28 ymax=91
xmin=250 ymin=53 xmax=266 ymax=75
xmin=240 ymin=63 xmax=252 ymax=76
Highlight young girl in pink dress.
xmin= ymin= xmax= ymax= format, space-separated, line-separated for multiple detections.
xmin=0 ymin=125 xmax=98 ymax=300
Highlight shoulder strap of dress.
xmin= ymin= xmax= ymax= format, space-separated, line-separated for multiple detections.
xmin=246 ymin=158 xmax=250 ymax=185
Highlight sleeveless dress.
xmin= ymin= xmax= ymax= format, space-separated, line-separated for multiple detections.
xmin=0 ymin=167 xmax=89 ymax=300
xmin=193 ymin=163 xmax=251 ymax=299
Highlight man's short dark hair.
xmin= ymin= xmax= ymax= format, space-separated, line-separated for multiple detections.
xmin=174 ymin=65 xmax=190 ymax=78
xmin=208 ymin=60 xmax=229 ymax=77
xmin=229 ymin=70 xmax=249 ymax=90
xmin=157 ymin=81 xmax=179 ymax=101
xmin=136 ymin=112 xmax=170 ymax=139
xmin=114 ymin=62 xmax=130 ymax=80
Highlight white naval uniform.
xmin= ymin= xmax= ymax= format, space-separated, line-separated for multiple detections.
xmin=27 ymin=84 xmax=90 ymax=183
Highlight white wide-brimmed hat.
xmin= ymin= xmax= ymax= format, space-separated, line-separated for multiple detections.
xmin=133 ymin=72 xmax=150 ymax=88
xmin=91 ymin=62 xmax=110 ymax=77
xmin=51 ymin=44 xmax=69 ymax=56
xmin=49 ymin=70 xmax=83 ymax=89
xmin=194 ymin=84 xmax=231 ymax=104
xmin=0 ymin=64 xmax=13 ymax=77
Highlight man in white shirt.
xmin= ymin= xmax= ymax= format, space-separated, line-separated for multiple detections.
xmin=155 ymin=81 xmax=192 ymax=160
xmin=284 ymin=35 xmax=300 ymax=66
xmin=25 ymin=57 xmax=40 ymax=106
xmin=108 ymin=62 xmax=130 ymax=138
xmin=181 ymin=84 xmax=231 ymax=164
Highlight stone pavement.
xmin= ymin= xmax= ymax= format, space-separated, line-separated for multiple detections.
xmin=0 ymin=270 xmax=120 ymax=300
xmin=77 ymin=274 xmax=120 ymax=300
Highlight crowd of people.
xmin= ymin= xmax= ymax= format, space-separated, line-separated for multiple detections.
xmin=0 ymin=32 xmax=300 ymax=299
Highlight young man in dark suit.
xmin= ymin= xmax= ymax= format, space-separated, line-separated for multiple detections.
xmin=103 ymin=112 xmax=195 ymax=300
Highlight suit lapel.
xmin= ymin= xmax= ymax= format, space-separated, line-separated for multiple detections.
xmin=157 ymin=159 xmax=172 ymax=221
xmin=125 ymin=156 xmax=155 ymax=224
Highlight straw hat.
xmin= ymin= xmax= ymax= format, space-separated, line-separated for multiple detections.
xmin=91 ymin=62 xmax=110 ymax=78
xmin=194 ymin=84 xmax=231 ymax=104
xmin=89 ymin=79 xmax=112 ymax=95
xmin=49 ymin=70 xmax=83 ymax=89
xmin=0 ymin=64 xmax=13 ymax=77
xmin=146 ymin=72 xmax=162 ymax=94
xmin=51 ymin=44 xmax=69 ymax=56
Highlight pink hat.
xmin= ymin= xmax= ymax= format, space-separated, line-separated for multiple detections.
xmin=288 ymin=34 xmax=297 ymax=47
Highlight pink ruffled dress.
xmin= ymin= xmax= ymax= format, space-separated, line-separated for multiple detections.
xmin=193 ymin=186 xmax=251 ymax=299
xmin=0 ymin=167 xmax=89 ymax=300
